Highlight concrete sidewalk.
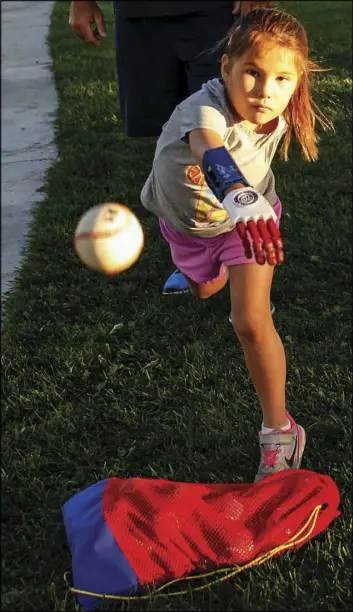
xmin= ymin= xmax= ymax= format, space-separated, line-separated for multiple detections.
xmin=1 ymin=1 xmax=58 ymax=307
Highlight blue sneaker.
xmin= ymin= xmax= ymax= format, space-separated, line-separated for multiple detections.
xmin=162 ymin=269 xmax=190 ymax=295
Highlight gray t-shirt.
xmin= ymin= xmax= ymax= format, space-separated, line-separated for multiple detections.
xmin=141 ymin=78 xmax=287 ymax=238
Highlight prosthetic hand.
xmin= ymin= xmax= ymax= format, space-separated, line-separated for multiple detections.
xmin=202 ymin=146 xmax=284 ymax=266
xmin=222 ymin=187 xmax=284 ymax=265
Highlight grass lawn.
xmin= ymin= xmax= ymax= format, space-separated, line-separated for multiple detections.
xmin=1 ymin=1 xmax=352 ymax=610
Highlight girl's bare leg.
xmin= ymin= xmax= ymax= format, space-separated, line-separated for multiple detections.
xmin=228 ymin=263 xmax=287 ymax=429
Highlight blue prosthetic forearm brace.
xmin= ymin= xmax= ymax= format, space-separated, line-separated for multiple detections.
xmin=202 ymin=147 xmax=249 ymax=202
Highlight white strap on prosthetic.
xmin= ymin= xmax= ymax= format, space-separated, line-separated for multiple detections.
xmin=221 ymin=187 xmax=277 ymax=226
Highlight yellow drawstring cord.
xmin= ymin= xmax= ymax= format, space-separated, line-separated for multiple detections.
xmin=64 ymin=504 xmax=322 ymax=602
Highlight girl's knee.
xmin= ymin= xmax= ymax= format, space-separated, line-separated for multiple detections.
xmin=231 ymin=306 xmax=273 ymax=343
xmin=191 ymin=285 xmax=217 ymax=299
xmin=189 ymin=276 xmax=228 ymax=299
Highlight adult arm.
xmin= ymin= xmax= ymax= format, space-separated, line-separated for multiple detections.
xmin=69 ymin=1 xmax=107 ymax=47
xmin=232 ymin=1 xmax=274 ymax=16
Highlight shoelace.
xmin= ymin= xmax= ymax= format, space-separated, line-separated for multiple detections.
xmin=262 ymin=448 xmax=280 ymax=467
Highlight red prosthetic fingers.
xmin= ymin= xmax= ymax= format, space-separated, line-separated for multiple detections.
xmin=222 ymin=187 xmax=284 ymax=266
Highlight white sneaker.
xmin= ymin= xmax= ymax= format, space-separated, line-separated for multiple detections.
xmin=255 ymin=412 xmax=306 ymax=482
xmin=229 ymin=302 xmax=275 ymax=324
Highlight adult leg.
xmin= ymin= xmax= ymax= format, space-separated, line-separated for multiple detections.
xmin=174 ymin=6 xmax=234 ymax=95
xmin=114 ymin=12 xmax=180 ymax=137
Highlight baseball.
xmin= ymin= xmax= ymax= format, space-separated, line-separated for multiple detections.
xmin=74 ymin=203 xmax=144 ymax=274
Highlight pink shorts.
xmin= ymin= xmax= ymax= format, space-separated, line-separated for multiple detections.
xmin=160 ymin=198 xmax=282 ymax=284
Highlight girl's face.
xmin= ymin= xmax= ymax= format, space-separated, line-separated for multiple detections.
xmin=221 ymin=43 xmax=299 ymax=131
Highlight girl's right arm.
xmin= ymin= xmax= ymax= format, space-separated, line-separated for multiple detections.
xmin=189 ymin=128 xmax=224 ymax=165
xmin=188 ymin=128 xmax=284 ymax=266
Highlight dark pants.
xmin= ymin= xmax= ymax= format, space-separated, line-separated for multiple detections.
xmin=114 ymin=7 xmax=234 ymax=137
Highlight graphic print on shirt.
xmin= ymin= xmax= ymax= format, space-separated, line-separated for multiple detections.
xmin=185 ymin=165 xmax=229 ymax=226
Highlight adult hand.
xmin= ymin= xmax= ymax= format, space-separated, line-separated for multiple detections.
xmin=232 ymin=1 xmax=274 ymax=16
xmin=222 ymin=187 xmax=284 ymax=265
xmin=69 ymin=1 xmax=107 ymax=47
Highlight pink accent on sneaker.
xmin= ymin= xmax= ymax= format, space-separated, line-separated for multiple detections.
xmin=283 ymin=412 xmax=297 ymax=433
xmin=262 ymin=449 xmax=280 ymax=467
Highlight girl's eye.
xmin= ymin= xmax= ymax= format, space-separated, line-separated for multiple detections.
xmin=277 ymin=76 xmax=289 ymax=82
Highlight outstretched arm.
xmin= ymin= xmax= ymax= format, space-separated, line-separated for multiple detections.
xmin=189 ymin=129 xmax=284 ymax=266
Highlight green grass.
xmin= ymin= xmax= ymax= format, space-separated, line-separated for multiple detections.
xmin=1 ymin=1 xmax=352 ymax=610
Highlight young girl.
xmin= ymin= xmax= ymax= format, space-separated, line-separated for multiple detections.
xmin=140 ymin=8 xmax=333 ymax=482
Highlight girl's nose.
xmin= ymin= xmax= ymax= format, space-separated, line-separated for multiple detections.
xmin=258 ymin=78 xmax=273 ymax=99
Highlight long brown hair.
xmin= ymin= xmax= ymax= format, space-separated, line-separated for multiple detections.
xmin=215 ymin=8 xmax=334 ymax=161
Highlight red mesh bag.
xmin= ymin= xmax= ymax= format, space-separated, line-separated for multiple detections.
xmin=102 ymin=469 xmax=340 ymax=587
